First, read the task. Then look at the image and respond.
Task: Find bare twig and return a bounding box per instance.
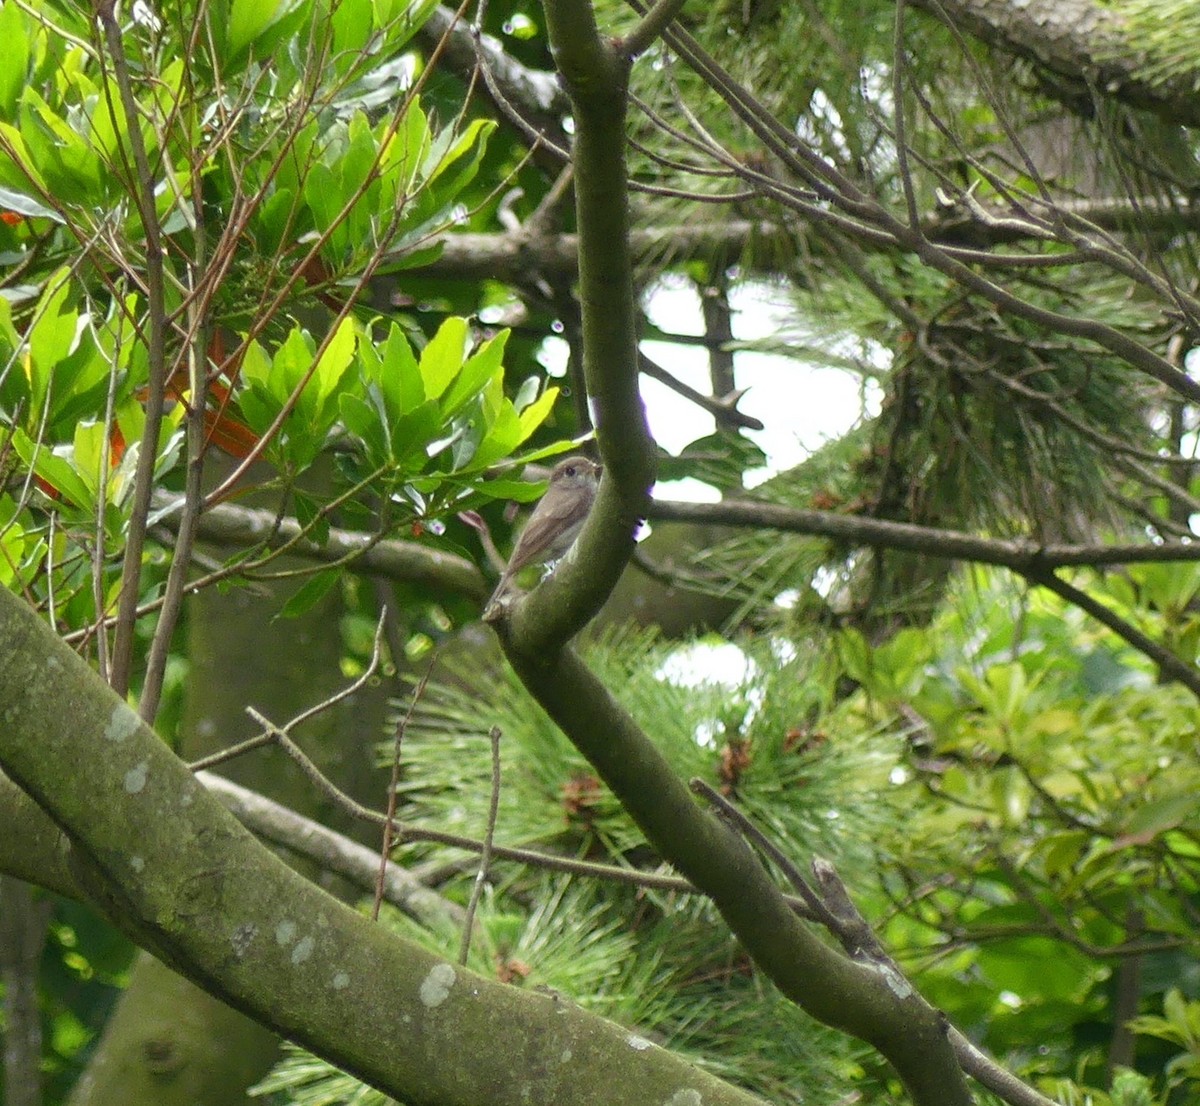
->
[95,0,172,696]
[1023,568,1200,698]
[459,726,502,964]
[139,176,210,724]
[190,616,388,774]
[693,786,1061,1106]
[639,351,764,431]
[690,778,840,930]
[158,495,489,599]
[374,652,438,922]
[195,716,725,899]
[197,771,465,927]
[809,861,1059,1106]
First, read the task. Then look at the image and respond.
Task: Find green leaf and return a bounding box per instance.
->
[0,184,61,223]
[47,342,115,437]
[376,0,439,45]
[331,0,374,58]
[515,385,559,445]
[11,429,94,512]
[419,317,469,401]
[27,268,77,417]
[378,323,423,419]
[24,90,104,199]
[439,330,508,417]
[472,478,547,503]
[72,421,108,496]
[504,439,586,467]
[662,429,768,491]
[238,384,276,437]
[293,491,330,547]
[0,495,43,591]
[256,188,299,254]
[379,241,444,271]
[471,402,522,469]
[390,399,441,462]
[1038,830,1089,877]
[275,326,317,408]
[0,3,27,116]
[397,100,432,186]
[0,121,45,196]
[240,339,272,388]
[303,162,341,235]
[227,0,297,61]
[314,317,357,413]
[277,569,340,619]
[339,392,389,464]
[1120,793,1200,841]
[835,630,872,685]
[424,118,495,199]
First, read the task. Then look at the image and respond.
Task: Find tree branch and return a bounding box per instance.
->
[419,4,570,155]
[196,772,464,929]
[157,497,488,600]
[1023,567,1200,698]
[648,497,1200,570]
[907,0,1200,128]
[505,645,975,1105]
[490,1,975,1098]
[0,587,767,1106]
[96,0,171,696]
[502,0,656,649]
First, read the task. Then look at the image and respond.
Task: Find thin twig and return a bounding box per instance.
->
[1025,568,1200,698]
[639,351,764,430]
[374,651,438,921]
[459,725,502,963]
[139,171,211,724]
[524,165,575,237]
[891,0,919,230]
[186,704,814,907]
[690,779,842,931]
[199,770,466,926]
[190,616,389,774]
[95,0,172,696]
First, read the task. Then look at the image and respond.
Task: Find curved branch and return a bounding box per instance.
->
[506,644,975,1105]
[154,496,1200,611]
[0,587,766,1106]
[651,496,1200,695]
[490,1,975,1101]
[504,0,656,649]
[419,4,570,148]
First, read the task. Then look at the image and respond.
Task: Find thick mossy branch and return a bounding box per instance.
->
[0,587,768,1106]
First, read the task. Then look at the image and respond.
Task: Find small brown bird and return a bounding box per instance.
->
[483,456,601,620]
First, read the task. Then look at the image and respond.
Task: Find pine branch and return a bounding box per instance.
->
[649,498,1200,571]
[907,0,1200,127]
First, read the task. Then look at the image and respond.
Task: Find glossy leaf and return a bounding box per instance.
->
[419,317,469,401]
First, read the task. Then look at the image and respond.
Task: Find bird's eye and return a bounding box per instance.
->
[565,465,576,477]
